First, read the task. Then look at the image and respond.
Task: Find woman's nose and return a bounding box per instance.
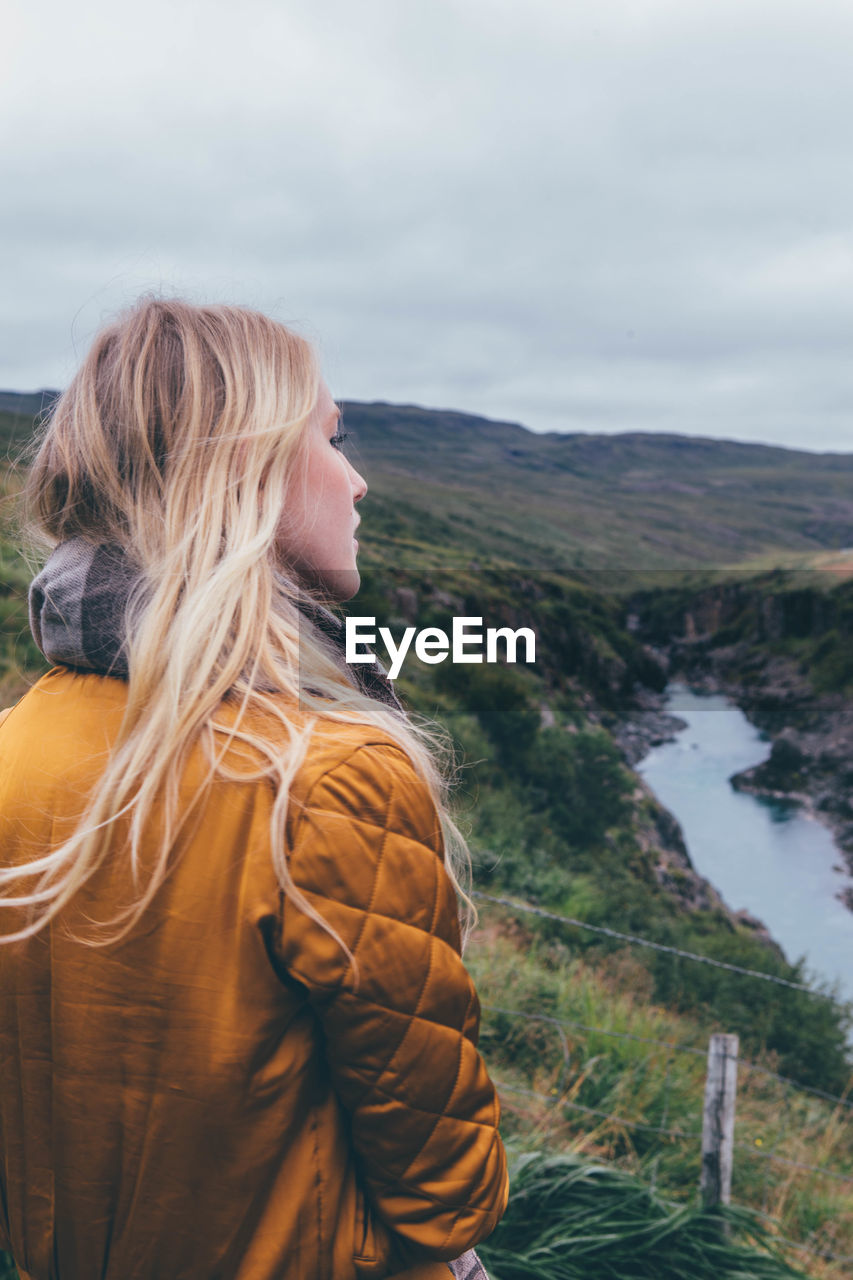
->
[350,462,368,502]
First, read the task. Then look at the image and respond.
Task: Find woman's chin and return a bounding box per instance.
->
[303,565,361,603]
[328,566,361,602]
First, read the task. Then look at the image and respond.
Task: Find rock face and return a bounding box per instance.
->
[729,729,810,804]
[611,682,687,766]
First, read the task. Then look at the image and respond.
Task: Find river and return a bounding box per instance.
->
[636,682,853,1009]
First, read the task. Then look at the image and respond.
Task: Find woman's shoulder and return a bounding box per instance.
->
[305,714,409,767]
[238,691,411,776]
[297,716,421,797]
[0,668,128,767]
[288,716,441,852]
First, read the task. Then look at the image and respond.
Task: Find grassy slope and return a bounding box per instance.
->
[8,392,853,573]
[466,916,851,1278]
[367,565,853,1272]
[342,401,853,574]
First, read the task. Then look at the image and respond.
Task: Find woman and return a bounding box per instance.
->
[0,298,507,1279]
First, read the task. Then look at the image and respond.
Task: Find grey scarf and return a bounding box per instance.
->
[28,538,403,711]
[448,1254,489,1279]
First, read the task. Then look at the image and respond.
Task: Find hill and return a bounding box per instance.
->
[6,389,853,574]
[337,400,853,574]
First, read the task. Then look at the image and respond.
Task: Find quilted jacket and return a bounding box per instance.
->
[0,668,508,1280]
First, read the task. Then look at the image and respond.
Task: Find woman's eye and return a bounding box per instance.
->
[330,430,350,451]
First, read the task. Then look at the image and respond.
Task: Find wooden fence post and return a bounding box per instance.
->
[700,1032,739,1211]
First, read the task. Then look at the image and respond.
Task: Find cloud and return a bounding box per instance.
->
[4,0,853,449]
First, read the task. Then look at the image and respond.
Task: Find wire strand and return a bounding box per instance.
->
[734,1142,853,1185]
[481,1000,853,1112]
[473,890,833,995]
[494,1078,700,1140]
[748,1208,853,1266]
[737,1057,853,1112]
[482,1002,707,1058]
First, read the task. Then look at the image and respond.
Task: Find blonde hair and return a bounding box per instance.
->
[5,295,473,958]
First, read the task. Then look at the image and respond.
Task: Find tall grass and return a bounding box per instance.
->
[479,1150,809,1279]
[467,914,853,1278]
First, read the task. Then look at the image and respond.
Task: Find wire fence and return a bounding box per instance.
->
[732,1143,853,1186]
[738,1056,853,1111]
[472,889,835,996]
[491,1032,853,1269]
[482,999,853,1111]
[485,1002,853,1184]
[750,1208,853,1268]
[473,891,853,1270]
[495,1077,701,1141]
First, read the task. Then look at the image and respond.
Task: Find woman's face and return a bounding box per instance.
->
[277,382,367,601]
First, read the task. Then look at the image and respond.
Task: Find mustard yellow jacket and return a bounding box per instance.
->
[0,669,507,1280]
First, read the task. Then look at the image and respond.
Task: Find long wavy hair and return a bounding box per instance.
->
[5,295,473,957]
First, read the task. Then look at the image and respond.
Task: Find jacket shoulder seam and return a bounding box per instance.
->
[289,739,424,846]
[297,737,413,805]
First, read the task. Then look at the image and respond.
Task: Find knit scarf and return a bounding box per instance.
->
[27,538,403,712]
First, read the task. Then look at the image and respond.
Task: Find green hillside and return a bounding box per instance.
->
[340,400,853,574]
[6,389,853,574]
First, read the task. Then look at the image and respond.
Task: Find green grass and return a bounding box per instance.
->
[467,921,853,1277]
[479,1150,810,1279]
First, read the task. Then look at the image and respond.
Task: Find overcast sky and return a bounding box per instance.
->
[5,0,853,450]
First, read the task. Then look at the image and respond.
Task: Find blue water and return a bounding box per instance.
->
[637,682,853,1008]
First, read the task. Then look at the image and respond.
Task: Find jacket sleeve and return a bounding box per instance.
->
[278,740,508,1261]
